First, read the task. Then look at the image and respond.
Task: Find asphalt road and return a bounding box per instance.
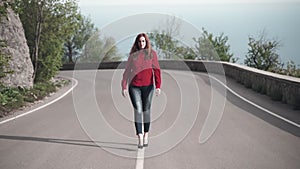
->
[0,69,299,169]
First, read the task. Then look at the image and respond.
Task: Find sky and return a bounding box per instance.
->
[79,0,300,5]
[77,0,300,65]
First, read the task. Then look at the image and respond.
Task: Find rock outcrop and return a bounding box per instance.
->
[0,7,34,88]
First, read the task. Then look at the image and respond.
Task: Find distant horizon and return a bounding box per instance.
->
[78,1,300,65]
[79,0,300,6]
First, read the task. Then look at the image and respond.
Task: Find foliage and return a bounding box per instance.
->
[0,0,13,17]
[178,46,197,60]
[0,1,8,16]
[0,87,24,115]
[244,32,282,71]
[24,82,56,101]
[193,28,236,62]
[149,24,236,62]
[63,15,97,63]
[78,30,121,62]
[0,4,13,83]
[16,0,82,82]
[0,79,70,117]
[149,30,183,59]
[285,61,300,78]
[0,40,13,80]
[149,32,195,60]
[192,35,218,60]
[148,17,188,60]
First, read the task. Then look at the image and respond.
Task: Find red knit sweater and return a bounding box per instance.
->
[122,50,161,90]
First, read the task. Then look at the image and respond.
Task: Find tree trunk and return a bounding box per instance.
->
[32,2,43,81]
[67,41,74,63]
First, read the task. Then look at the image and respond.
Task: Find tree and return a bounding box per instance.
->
[244,32,282,71]
[101,37,120,61]
[193,28,235,62]
[286,61,300,77]
[193,35,217,61]
[148,17,184,59]
[149,31,179,59]
[79,30,121,62]
[17,0,82,82]
[17,0,44,80]
[63,15,97,63]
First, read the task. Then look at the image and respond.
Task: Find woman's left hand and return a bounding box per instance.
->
[155,88,161,96]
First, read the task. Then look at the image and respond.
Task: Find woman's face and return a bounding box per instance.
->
[138,36,146,49]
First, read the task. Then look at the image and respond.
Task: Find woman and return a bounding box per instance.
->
[121,33,161,149]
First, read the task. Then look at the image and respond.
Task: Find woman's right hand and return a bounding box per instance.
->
[122,89,128,98]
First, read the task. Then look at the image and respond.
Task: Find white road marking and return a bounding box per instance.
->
[0,77,78,125]
[209,75,300,128]
[135,148,145,169]
[1,70,298,169]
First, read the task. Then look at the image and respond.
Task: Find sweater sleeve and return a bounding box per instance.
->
[121,55,132,90]
[152,51,161,89]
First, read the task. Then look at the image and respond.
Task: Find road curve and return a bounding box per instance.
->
[0,69,299,169]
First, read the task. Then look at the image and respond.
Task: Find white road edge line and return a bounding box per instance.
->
[0,77,78,125]
[135,148,145,169]
[209,75,300,128]
[175,70,299,128]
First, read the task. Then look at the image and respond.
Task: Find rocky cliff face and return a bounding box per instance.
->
[0,7,34,88]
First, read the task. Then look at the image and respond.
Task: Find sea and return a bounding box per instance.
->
[79,2,300,66]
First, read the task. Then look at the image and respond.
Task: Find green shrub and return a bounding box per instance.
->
[0,87,24,116]
[0,80,66,117]
[26,82,57,100]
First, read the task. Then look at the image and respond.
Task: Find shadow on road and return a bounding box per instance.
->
[0,135,137,151]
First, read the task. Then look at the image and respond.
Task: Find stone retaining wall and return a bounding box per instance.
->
[222,62,300,109]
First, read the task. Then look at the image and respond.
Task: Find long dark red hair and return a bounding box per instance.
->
[130,33,152,59]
